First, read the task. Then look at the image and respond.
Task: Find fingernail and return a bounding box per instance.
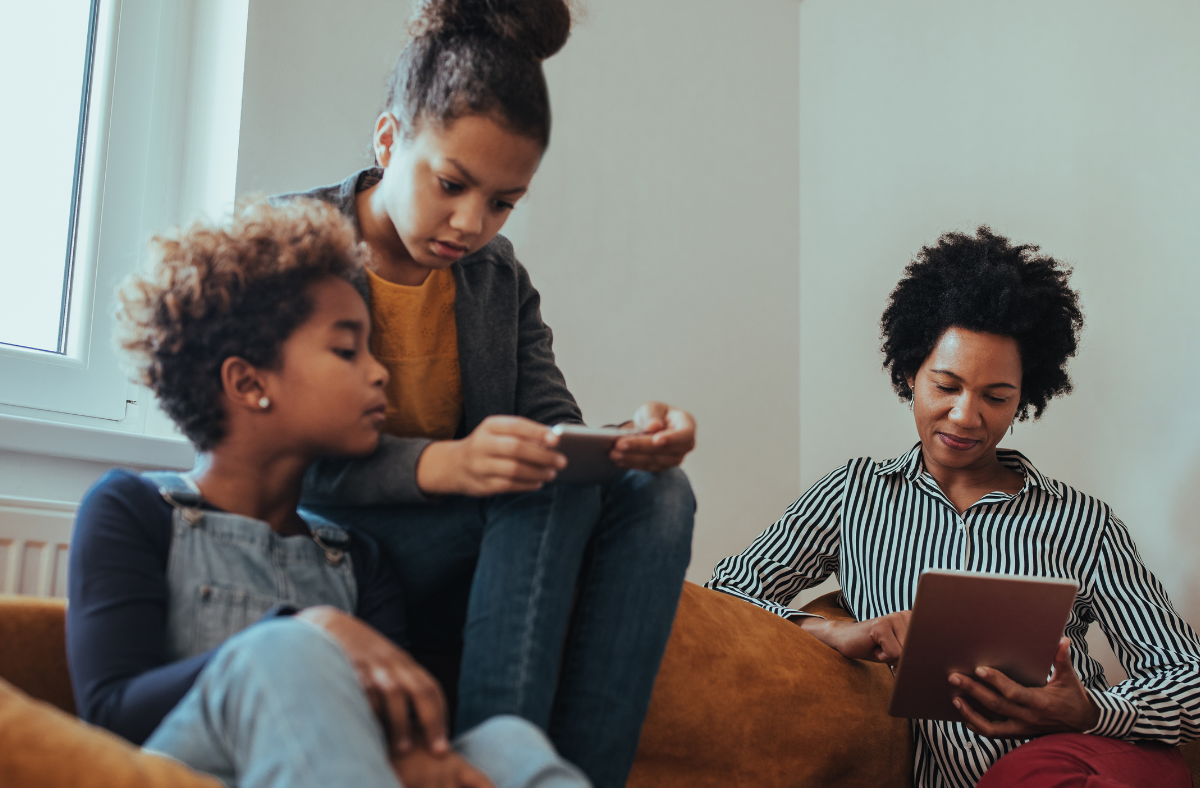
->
[949,675,961,686]
[546,470,557,480]
[953,698,962,709]
[556,456,567,468]
[975,667,988,677]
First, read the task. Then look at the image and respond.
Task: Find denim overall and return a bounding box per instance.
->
[145,472,358,660]
[142,472,592,788]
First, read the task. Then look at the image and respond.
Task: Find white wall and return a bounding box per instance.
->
[798,0,1200,630]
[235,0,409,195]
[233,0,802,585]
[522,2,800,583]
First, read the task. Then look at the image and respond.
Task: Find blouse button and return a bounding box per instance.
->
[965,742,975,749]
[199,585,212,600]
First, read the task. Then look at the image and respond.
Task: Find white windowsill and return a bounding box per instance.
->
[0,412,195,470]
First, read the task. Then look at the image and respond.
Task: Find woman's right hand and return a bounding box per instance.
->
[296,606,449,755]
[799,610,912,666]
[416,416,566,497]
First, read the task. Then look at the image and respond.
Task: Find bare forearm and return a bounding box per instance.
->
[796,615,837,646]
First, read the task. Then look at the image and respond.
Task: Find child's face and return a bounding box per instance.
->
[256,276,390,457]
[376,113,542,269]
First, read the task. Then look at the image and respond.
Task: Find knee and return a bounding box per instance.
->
[620,467,696,541]
[457,716,589,787]
[209,617,343,682]
[464,714,552,749]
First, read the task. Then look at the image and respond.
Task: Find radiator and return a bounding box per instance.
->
[0,495,75,598]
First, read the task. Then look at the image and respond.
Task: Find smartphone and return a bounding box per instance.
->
[550,424,637,484]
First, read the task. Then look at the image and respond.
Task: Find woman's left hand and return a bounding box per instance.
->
[949,637,1101,738]
[611,401,696,471]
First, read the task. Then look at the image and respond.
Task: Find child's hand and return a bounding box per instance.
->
[610,402,696,471]
[296,606,449,755]
[393,748,494,788]
[417,416,566,497]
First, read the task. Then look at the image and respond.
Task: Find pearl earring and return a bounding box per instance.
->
[258,397,270,409]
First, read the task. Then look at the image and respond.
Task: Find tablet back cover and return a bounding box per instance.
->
[888,570,1078,721]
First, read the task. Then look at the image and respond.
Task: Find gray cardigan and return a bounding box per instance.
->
[281,169,583,505]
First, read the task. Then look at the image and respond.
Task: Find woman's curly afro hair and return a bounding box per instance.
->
[115,198,366,451]
[880,226,1084,421]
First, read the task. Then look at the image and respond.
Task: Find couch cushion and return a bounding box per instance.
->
[0,595,74,714]
[0,678,223,788]
[627,583,914,788]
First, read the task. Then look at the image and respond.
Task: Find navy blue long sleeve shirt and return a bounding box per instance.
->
[67,469,408,745]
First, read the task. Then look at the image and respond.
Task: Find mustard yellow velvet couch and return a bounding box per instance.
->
[2,585,1197,787]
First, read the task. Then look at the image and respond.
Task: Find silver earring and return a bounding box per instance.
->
[258,397,270,409]
[909,397,914,413]
[1009,420,1014,436]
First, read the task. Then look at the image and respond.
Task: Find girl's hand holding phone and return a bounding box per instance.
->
[296,606,450,756]
[417,415,565,497]
[610,401,696,472]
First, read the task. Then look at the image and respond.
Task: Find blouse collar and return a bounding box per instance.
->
[874,442,1063,500]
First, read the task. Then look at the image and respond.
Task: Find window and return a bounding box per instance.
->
[0,0,248,432]
[0,1,100,354]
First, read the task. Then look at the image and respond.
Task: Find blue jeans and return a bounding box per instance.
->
[144,618,590,788]
[307,468,695,788]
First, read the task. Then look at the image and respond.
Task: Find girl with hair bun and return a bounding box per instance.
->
[278,1,697,786]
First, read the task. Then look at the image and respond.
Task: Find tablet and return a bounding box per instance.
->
[887,569,1078,722]
[551,424,635,484]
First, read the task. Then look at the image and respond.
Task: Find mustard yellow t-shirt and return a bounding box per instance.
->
[366,266,463,440]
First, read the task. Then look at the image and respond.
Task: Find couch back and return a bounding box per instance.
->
[0,595,74,715]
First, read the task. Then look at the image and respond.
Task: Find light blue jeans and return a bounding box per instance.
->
[144,618,590,788]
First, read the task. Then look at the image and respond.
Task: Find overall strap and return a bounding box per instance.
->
[143,471,205,525]
[303,513,352,566]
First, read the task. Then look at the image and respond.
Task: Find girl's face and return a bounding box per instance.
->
[240,276,390,458]
[373,113,542,274]
[907,327,1023,471]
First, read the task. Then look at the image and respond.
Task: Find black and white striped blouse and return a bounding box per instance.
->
[706,444,1200,788]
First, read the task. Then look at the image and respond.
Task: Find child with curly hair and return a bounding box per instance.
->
[275,2,696,785]
[67,198,590,788]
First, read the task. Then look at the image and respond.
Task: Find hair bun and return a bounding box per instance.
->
[410,0,571,61]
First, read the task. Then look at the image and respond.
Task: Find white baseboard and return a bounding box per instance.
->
[0,495,76,597]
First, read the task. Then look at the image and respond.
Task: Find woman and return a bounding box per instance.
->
[275,2,695,786]
[68,198,589,788]
[707,227,1200,788]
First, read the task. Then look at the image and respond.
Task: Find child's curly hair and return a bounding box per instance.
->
[880,226,1084,421]
[116,198,366,450]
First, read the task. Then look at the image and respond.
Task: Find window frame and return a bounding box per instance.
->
[0,0,247,468]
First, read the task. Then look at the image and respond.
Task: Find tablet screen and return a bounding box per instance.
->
[888,570,1078,722]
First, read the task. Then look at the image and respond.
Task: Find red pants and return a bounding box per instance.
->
[976,733,1192,788]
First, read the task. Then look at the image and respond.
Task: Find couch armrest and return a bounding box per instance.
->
[0,595,75,714]
[628,582,913,788]
[0,679,222,788]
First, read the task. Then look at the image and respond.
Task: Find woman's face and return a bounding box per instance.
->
[908,327,1023,471]
[374,112,542,272]
[251,276,390,458]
